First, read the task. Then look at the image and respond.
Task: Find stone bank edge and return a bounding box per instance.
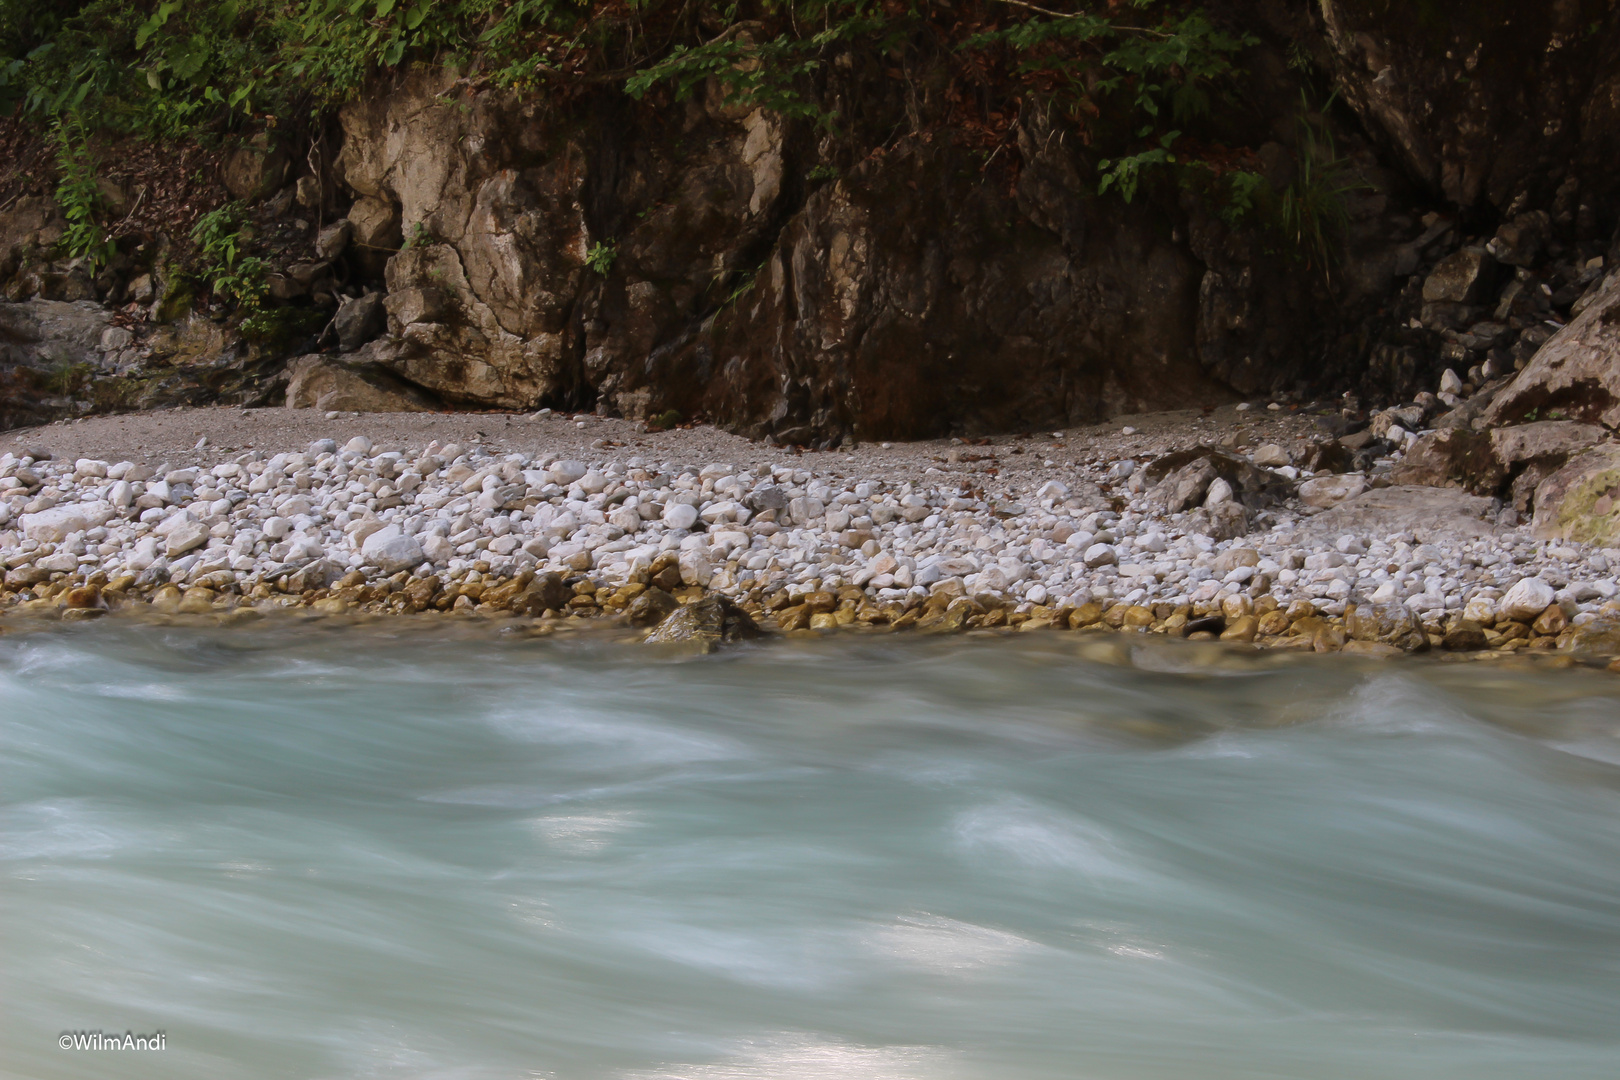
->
[2,436,1620,667]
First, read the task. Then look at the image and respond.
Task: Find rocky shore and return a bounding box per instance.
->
[3,403,1619,667]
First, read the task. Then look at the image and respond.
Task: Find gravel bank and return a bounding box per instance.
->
[2,405,1618,662]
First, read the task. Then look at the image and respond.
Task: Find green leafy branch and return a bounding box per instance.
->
[190,201,266,308]
[628,26,842,128]
[51,113,115,269]
[585,239,618,276]
[1097,129,1179,203]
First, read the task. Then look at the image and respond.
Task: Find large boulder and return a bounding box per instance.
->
[1390,428,1503,492]
[1142,447,1295,513]
[1494,420,1608,513]
[1299,473,1368,509]
[1346,601,1428,652]
[222,134,289,203]
[1485,272,1620,428]
[284,354,439,412]
[644,595,766,652]
[1500,577,1557,622]
[1491,420,1609,466]
[332,293,386,352]
[1529,441,1620,545]
[1395,421,1607,512]
[1295,486,1501,544]
[1421,248,1496,304]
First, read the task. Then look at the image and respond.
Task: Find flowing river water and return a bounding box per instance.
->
[3,623,1619,1079]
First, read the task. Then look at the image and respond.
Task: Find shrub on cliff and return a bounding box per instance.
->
[3,1,1255,191]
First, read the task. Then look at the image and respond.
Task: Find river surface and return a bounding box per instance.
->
[3,623,1619,1079]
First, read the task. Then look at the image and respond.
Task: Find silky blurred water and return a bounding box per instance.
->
[3,623,1619,1079]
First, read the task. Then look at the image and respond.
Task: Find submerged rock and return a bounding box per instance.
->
[626,587,680,627]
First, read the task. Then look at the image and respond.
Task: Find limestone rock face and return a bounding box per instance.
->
[1491,420,1609,467]
[0,299,114,427]
[0,196,62,279]
[325,71,1265,439]
[0,299,111,371]
[1486,272,1620,429]
[697,137,1235,441]
[1313,1,1620,210]
[9,0,1615,439]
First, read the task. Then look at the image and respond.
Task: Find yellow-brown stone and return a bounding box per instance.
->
[1532,604,1568,637]
[1069,601,1103,628]
[178,587,217,614]
[1257,609,1292,636]
[60,585,103,610]
[1220,615,1259,642]
[1122,605,1155,629]
[1312,624,1347,652]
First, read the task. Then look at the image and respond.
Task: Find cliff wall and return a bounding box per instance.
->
[3,0,1618,442]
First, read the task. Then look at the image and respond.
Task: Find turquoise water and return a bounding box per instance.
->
[3,625,1619,1079]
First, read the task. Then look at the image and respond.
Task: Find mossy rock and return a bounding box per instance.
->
[1532,443,1620,546]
